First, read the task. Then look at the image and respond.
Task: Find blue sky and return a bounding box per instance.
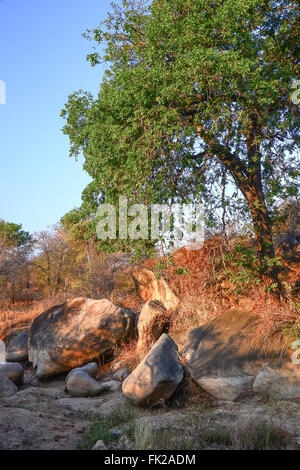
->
[0,0,118,234]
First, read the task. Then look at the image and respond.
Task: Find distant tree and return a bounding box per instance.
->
[62,0,300,281]
[0,220,32,247]
[31,229,76,298]
[0,220,32,305]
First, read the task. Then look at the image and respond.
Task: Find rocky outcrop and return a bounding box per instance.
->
[184,309,286,401]
[28,298,137,379]
[122,334,183,406]
[0,372,18,397]
[6,332,28,362]
[0,362,24,385]
[136,300,169,351]
[132,267,179,312]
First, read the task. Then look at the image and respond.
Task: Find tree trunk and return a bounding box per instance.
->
[245,185,275,261]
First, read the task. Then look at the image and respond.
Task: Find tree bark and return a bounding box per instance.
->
[243,183,275,261]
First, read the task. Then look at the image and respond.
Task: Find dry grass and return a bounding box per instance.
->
[134,416,294,450]
[111,339,141,372]
[140,235,300,347]
[0,295,77,341]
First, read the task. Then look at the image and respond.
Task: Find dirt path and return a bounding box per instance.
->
[1,373,300,450]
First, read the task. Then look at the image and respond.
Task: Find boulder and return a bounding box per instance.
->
[67,362,98,380]
[136,300,169,351]
[0,372,18,397]
[6,331,28,362]
[184,309,284,401]
[66,369,121,397]
[0,362,24,385]
[28,297,136,379]
[66,362,121,397]
[132,266,179,312]
[66,370,103,397]
[253,366,300,400]
[193,375,255,401]
[122,334,183,406]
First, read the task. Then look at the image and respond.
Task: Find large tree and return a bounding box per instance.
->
[62,0,299,274]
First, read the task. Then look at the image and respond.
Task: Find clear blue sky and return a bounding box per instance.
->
[0,0,118,234]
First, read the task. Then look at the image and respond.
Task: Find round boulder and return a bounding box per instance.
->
[0,362,24,385]
[6,331,28,362]
[28,298,136,379]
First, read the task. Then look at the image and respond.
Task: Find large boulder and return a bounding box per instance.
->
[6,332,28,362]
[122,334,183,406]
[28,297,137,379]
[136,300,169,351]
[0,362,24,385]
[0,372,18,397]
[132,267,179,312]
[184,309,286,401]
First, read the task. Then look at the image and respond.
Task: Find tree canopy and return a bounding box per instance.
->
[0,220,32,247]
[61,0,299,267]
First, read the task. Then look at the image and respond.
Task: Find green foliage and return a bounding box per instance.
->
[214,238,282,295]
[0,220,32,247]
[282,324,300,340]
[175,267,190,275]
[201,423,289,449]
[153,255,175,278]
[76,406,139,450]
[202,428,232,446]
[61,0,299,262]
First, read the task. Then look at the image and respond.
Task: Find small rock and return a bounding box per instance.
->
[110,428,122,438]
[112,368,129,382]
[92,440,107,450]
[67,362,98,379]
[65,370,103,397]
[0,362,24,385]
[0,371,18,397]
[101,381,122,393]
[6,332,28,362]
[65,365,121,397]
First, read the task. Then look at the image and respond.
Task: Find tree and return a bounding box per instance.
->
[0,220,32,247]
[0,220,33,305]
[61,0,299,278]
[32,229,76,297]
